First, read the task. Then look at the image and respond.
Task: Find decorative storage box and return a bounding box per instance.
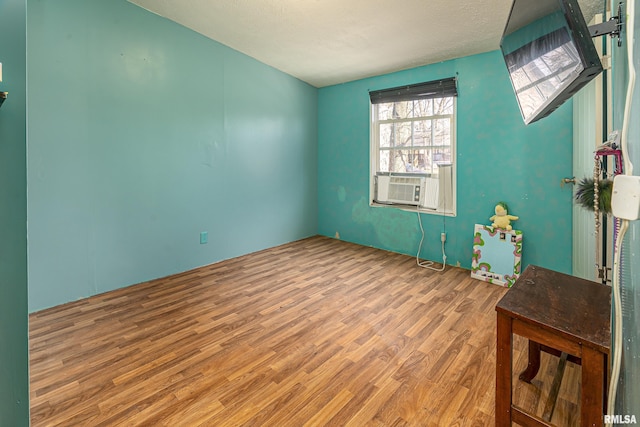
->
[471,224,523,287]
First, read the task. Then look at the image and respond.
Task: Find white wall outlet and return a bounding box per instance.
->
[612,175,640,221]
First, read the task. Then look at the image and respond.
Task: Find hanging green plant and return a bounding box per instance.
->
[574,177,613,214]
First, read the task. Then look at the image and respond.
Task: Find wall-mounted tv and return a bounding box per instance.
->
[501,0,603,125]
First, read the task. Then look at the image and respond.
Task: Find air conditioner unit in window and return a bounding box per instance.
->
[376,172,446,210]
[376,175,438,208]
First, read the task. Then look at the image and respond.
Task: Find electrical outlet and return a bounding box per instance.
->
[200,231,208,244]
[441,232,446,243]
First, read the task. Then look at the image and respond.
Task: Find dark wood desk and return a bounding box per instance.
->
[495,265,611,427]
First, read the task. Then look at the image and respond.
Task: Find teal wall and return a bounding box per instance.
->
[318,50,574,273]
[0,0,29,424]
[611,0,640,416]
[27,0,318,312]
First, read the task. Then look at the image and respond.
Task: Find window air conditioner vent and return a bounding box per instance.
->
[376,176,426,206]
[374,165,453,212]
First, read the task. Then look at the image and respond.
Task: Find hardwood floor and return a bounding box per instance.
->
[30,236,580,426]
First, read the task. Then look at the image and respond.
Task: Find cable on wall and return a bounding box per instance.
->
[415,183,448,272]
[416,211,446,271]
[607,0,636,424]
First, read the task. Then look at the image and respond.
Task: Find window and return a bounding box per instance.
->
[370,78,457,215]
[374,98,454,174]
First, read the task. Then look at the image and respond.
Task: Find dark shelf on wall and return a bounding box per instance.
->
[0,92,6,108]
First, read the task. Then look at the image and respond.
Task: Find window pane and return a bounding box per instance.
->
[392,101,414,119]
[414,99,434,117]
[414,99,433,117]
[433,147,452,167]
[377,103,395,121]
[433,119,451,146]
[377,101,416,120]
[413,120,432,147]
[434,97,454,115]
[379,123,393,148]
[389,149,431,173]
[380,123,414,148]
[407,149,430,173]
[379,150,391,173]
[390,150,408,173]
[394,122,412,148]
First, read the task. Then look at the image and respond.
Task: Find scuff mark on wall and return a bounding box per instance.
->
[200,139,215,167]
[200,138,227,168]
[351,197,418,252]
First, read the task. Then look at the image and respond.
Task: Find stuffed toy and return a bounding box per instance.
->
[490,202,518,230]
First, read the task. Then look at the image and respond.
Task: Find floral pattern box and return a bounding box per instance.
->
[471,224,523,287]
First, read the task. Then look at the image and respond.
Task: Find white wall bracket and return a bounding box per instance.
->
[612,175,640,220]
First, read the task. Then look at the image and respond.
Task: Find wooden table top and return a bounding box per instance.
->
[496,265,611,354]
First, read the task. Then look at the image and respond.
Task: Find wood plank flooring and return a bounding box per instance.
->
[30,236,580,426]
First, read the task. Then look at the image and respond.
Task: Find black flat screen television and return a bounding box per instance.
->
[500,0,603,124]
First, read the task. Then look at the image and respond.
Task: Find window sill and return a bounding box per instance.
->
[370,201,456,217]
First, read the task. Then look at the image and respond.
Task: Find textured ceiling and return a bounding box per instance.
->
[128,0,606,88]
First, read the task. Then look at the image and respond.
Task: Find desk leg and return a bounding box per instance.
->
[519,340,541,383]
[581,346,605,427]
[496,312,513,426]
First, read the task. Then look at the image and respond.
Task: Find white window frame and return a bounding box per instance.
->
[369,93,457,216]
